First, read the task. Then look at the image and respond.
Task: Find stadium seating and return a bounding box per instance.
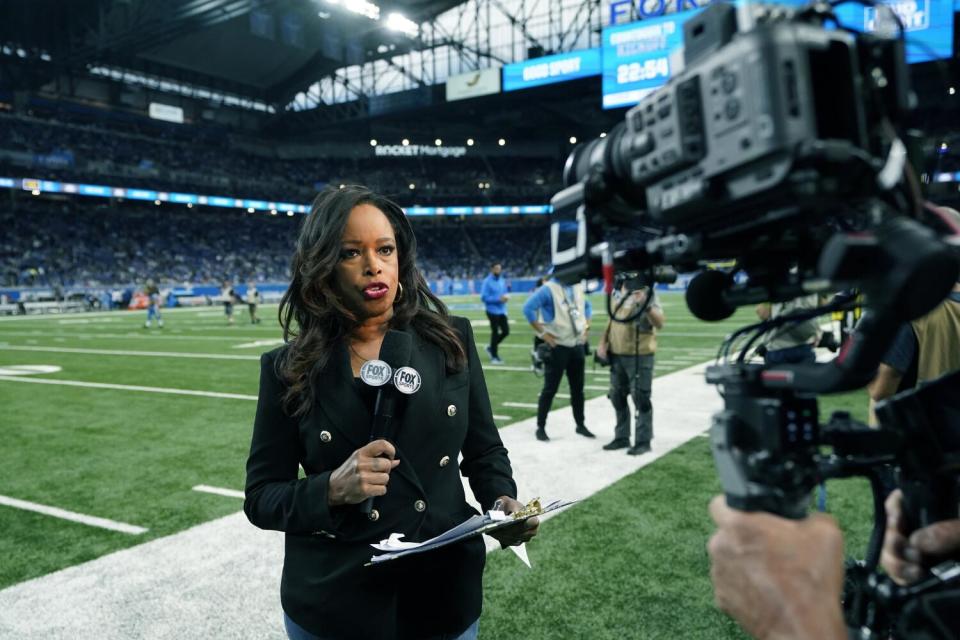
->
[0,110,563,206]
[0,199,550,288]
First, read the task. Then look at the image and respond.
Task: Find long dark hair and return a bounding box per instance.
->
[278,185,466,416]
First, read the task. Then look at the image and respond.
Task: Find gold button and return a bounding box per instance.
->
[319,430,332,443]
[414,499,426,512]
[447,405,457,417]
[439,455,450,468]
[368,509,380,522]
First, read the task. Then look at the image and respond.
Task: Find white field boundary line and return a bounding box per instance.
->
[0,345,260,361]
[0,331,273,342]
[0,306,266,323]
[0,376,258,401]
[0,494,148,535]
[192,485,245,499]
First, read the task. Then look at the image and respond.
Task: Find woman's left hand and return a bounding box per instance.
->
[487,495,539,548]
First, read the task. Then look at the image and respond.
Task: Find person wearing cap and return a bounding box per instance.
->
[244,186,539,640]
[522,272,595,442]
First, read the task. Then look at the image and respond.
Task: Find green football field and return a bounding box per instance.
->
[0,293,875,638]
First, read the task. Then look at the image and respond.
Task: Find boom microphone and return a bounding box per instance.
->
[359,329,413,515]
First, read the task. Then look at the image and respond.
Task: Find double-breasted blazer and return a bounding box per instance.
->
[244,316,517,640]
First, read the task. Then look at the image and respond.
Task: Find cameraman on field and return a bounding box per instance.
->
[596,276,665,455]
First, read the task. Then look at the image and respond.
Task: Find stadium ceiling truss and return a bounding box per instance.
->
[284,0,603,116]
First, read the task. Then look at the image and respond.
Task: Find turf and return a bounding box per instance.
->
[0,294,878,638]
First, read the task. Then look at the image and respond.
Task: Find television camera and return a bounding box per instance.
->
[549,2,960,636]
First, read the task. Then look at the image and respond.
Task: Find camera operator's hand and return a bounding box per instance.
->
[707,496,847,640]
[630,289,647,305]
[881,489,960,585]
[597,341,608,361]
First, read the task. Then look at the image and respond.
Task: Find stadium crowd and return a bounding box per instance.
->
[0,199,549,288]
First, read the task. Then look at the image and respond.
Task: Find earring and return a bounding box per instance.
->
[395,282,404,303]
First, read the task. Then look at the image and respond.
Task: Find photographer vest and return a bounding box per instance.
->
[607,292,659,356]
[911,295,960,383]
[543,281,586,347]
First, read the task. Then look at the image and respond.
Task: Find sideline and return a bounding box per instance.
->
[0,345,260,361]
[0,376,258,401]
[0,361,719,639]
[0,494,147,535]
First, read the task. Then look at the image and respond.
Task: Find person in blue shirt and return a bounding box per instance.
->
[522,277,595,441]
[479,262,510,364]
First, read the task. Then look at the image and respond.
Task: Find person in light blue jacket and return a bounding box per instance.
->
[522,278,595,442]
[479,263,510,364]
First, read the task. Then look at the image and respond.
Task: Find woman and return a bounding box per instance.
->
[244,185,538,640]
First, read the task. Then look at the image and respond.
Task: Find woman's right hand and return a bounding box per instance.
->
[327,440,400,506]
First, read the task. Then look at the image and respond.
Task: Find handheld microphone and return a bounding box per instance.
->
[360,329,413,515]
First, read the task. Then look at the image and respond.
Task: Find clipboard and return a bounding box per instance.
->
[366,498,575,565]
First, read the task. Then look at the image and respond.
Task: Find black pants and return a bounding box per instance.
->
[537,344,585,428]
[486,312,509,358]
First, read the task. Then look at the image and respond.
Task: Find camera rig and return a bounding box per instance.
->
[549,2,960,636]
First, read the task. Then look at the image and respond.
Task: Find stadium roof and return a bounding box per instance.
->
[0,0,468,105]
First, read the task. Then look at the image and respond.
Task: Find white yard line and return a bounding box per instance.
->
[0,376,258,401]
[502,401,538,408]
[0,331,272,342]
[192,485,245,499]
[0,345,260,361]
[0,494,147,535]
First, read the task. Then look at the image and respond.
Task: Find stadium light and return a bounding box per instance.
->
[434,138,442,146]
[599,132,607,138]
[385,12,418,36]
[409,183,416,189]
[402,138,410,146]
[569,136,577,144]
[498,138,506,146]
[344,0,380,20]
[287,211,295,217]
[31,189,39,196]
[370,139,377,146]
[950,87,956,95]
[154,199,161,205]
[187,203,193,209]
[247,207,255,213]
[271,209,277,215]
[466,138,474,146]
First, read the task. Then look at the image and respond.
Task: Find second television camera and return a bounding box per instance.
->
[549,2,960,637]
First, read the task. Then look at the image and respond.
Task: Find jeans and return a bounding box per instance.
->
[284,613,480,640]
[536,343,586,428]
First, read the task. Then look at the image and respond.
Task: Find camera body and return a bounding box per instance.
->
[550,2,909,285]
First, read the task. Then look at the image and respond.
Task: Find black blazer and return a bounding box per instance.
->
[244,316,517,640]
